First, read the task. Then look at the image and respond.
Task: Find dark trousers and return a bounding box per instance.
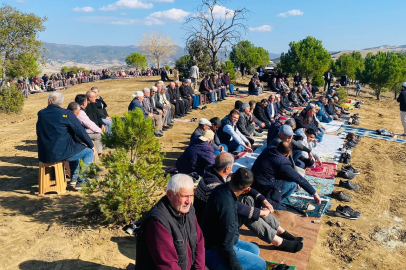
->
[172,101,184,116]
[324,80,331,91]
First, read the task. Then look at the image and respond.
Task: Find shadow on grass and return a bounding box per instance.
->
[111,236,136,260]
[19,259,120,270]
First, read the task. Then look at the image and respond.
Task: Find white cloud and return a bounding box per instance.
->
[78,16,141,25]
[249,25,272,32]
[16,0,28,3]
[209,5,234,19]
[100,0,153,11]
[72,6,95,13]
[150,0,174,2]
[120,12,127,16]
[277,9,304,18]
[145,8,190,25]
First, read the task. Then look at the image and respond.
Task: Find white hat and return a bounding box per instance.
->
[199,130,215,142]
[132,91,144,98]
[198,118,212,126]
[403,82,406,88]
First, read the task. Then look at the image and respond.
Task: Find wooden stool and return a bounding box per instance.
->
[199,94,207,105]
[38,162,67,196]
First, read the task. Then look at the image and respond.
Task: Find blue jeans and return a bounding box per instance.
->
[229,84,235,95]
[213,144,228,156]
[102,118,112,134]
[66,147,94,180]
[316,127,325,143]
[220,88,226,99]
[192,95,200,108]
[292,150,304,168]
[205,239,266,270]
[210,91,216,102]
[228,140,245,154]
[282,181,298,200]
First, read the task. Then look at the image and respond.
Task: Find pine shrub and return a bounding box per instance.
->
[0,85,25,114]
[81,109,168,224]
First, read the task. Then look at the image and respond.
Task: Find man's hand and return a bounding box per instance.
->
[260,208,270,217]
[308,152,314,160]
[245,146,253,153]
[261,123,265,128]
[262,200,274,213]
[148,113,153,118]
[163,109,167,114]
[101,125,106,132]
[157,109,163,115]
[313,193,321,205]
[316,158,323,166]
[246,141,252,148]
[105,117,112,121]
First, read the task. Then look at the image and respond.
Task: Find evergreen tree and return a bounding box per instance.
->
[82,109,168,223]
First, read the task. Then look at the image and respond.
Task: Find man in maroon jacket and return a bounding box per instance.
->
[135,174,205,270]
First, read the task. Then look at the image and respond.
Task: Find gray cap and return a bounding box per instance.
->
[279,125,294,136]
[240,103,250,110]
[285,119,296,128]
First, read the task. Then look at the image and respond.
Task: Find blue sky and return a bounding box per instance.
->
[7,0,406,54]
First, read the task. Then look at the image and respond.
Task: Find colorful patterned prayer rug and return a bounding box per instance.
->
[305,162,337,179]
[338,125,406,144]
[282,196,333,218]
[266,261,296,270]
[293,175,335,200]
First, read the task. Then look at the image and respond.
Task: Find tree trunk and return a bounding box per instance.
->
[377,87,381,100]
[211,51,217,72]
[394,90,398,100]
[0,68,6,92]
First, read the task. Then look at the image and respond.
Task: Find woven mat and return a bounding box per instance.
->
[266,261,296,269]
[239,211,321,270]
[282,196,333,218]
[293,176,335,200]
[338,125,406,144]
[305,162,337,179]
[227,95,247,98]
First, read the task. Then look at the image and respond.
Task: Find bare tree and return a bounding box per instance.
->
[137,31,177,69]
[184,0,249,71]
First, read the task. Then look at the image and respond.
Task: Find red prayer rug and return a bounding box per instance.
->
[305,162,337,179]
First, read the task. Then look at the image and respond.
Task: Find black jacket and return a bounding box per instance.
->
[150,94,164,113]
[36,104,93,163]
[85,102,105,128]
[248,80,257,93]
[254,102,270,124]
[179,85,190,99]
[201,183,242,270]
[397,89,406,112]
[95,97,108,117]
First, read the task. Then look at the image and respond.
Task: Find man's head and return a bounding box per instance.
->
[182,79,188,86]
[305,128,317,143]
[142,87,150,98]
[249,100,256,111]
[210,117,221,131]
[402,82,406,90]
[304,115,313,125]
[261,99,268,107]
[240,103,250,114]
[199,129,215,144]
[198,118,212,131]
[169,82,175,89]
[132,91,144,102]
[150,86,158,96]
[91,86,100,97]
[166,174,195,214]
[273,77,277,82]
[329,68,332,72]
[275,94,280,103]
[228,109,240,124]
[226,72,230,76]
[75,94,88,108]
[229,168,254,196]
[277,141,292,157]
[67,102,80,116]
[234,100,243,110]
[278,125,294,142]
[268,94,275,103]
[175,80,181,88]
[214,152,234,177]
[285,118,296,130]
[48,92,64,106]
[156,82,163,91]
[86,90,97,103]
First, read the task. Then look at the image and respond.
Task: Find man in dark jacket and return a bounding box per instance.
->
[176,130,215,177]
[253,99,272,129]
[168,82,187,117]
[202,168,266,270]
[248,78,262,96]
[251,142,321,209]
[323,69,333,92]
[397,82,406,135]
[142,88,166,132]
[237,103,256,144]
[135,174,205,270]
[265,95,279,122]
[199,75,216,103]
[280,91,293,112]
[179,79,193,111]
[85,90,105,130]
[196,154,305,255]
[210,117,228,155]
[267,117,286,146]
[90,87,112,133]
[36,92,94,190]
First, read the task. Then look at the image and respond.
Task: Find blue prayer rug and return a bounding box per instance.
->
[282,196,333,218]
[294,176,335,200]
[338,125,406,144]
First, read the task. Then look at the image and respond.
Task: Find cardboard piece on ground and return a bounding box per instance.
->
[239,211,321,270]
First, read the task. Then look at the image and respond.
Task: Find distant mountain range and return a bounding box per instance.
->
[40,42,406,74]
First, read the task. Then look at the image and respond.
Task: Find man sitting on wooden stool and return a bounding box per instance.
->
[36,92,95,191]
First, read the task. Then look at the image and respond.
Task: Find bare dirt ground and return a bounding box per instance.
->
[1,77,406,269]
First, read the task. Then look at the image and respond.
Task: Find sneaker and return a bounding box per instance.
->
[332,190,353,202]
[339,180,359,191]
[75,180,87,191]
[345,141,358,149]
[68,179,77,187]
[337,170,355,179]
[342,165,360,175]
[335,205,361,220]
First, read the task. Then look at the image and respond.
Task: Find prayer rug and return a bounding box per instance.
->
[305,162,337,179]
[227,94,247,98]
[239,211,321,270]
[321,120,345,133]
[266,261,296,270]
[282,196,333,218]
[319,153,339,164]
[338,125,406,144]
[232,144,267,172]
[312,134,346,158]
[173,118,196,123]
[293,175,335,200]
